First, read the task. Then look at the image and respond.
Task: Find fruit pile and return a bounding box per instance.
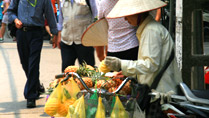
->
[45,62,133,117]
[47,62,131,96]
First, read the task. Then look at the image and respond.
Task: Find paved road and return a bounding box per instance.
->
[0,40,100,118]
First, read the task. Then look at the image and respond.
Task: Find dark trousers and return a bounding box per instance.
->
[60,42,95,72]
[16,29,43,99]
[107,46,139,60]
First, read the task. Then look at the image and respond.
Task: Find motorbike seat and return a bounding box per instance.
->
[192,89,209,100]
[179,82,209,105]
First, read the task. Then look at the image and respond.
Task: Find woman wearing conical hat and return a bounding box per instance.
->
[103,0,182,117]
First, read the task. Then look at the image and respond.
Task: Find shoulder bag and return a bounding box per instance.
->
[132,49,175,111]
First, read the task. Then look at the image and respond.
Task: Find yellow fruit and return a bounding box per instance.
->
[99,60,110,73]
[44,98,61,116]
[64,66,79,73]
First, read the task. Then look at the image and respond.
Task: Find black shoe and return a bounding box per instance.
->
[27,99,36,108]
[39,83,45,94]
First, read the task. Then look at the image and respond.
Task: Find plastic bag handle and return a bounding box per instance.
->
[61,72,94,94]
[113,77,137,94]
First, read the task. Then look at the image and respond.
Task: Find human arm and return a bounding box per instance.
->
[57,0,63,31]
[53,0,63,49]
[95,46,106,61]
[7,0,22,28]
[121,29,162,76]
[104,28,162,77]
[56,31,61,49]
[7,0,18,23]
[2,1,9,14]
[44,0,58,35]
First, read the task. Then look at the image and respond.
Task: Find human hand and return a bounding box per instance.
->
[52,35,57,48]
[14,18,22,29]
[113,71,125,78]
[57,35,61,49]
[54,31,61,49]
[104,56,121,71]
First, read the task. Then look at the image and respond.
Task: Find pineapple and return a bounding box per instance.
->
[120,80,131,95]
[86,65,95,70]
[108,87,117,93]
[76,62,95,77]
[112,78,123,87]
[108,80,131,95]
[64,66,79,73]
[75,77,93,90]
[96,79,116,89]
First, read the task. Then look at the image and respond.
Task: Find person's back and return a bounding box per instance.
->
[98,0,138,53]
[133,16,181,93]
[61,1,92,44]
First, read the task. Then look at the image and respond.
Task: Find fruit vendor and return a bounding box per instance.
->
[103,0,182,117]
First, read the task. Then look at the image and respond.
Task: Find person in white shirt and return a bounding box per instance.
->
[54,0,97,72]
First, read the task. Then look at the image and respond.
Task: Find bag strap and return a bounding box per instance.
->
[150,49,175,89]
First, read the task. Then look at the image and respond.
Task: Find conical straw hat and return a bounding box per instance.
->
[81,18,108,46]
[107,0,167,19]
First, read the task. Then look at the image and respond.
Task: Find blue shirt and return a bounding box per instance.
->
[7,0,58,35]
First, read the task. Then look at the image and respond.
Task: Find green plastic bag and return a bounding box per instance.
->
[86,90,98,118]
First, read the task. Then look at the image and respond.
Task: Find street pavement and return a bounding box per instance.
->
[0,38,100,118]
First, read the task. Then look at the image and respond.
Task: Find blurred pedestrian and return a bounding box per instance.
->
[7,0,58,108]
[105,0,182,117]
[0,0,10,43]
[54,0,97,72]
[0,0,3,25]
